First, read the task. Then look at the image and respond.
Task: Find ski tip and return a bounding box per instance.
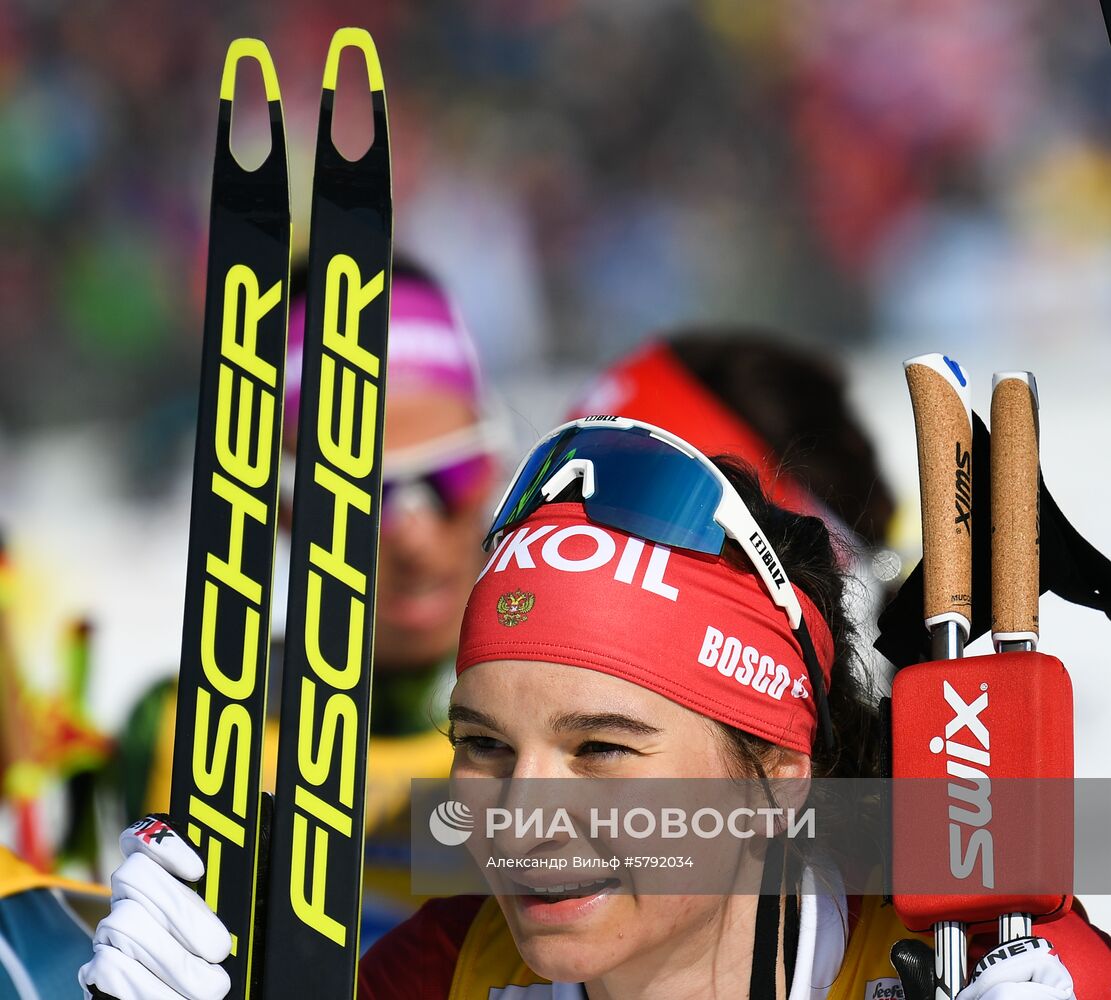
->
[323,27,385,94]
[221,38,281,104]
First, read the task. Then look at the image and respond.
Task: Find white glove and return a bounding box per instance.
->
[78,815,232,1000]
[957,937,1074,1000]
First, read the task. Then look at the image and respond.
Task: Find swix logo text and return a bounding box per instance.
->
[129,816,177,846]
[747,532,786,588]
[954,442,971,535]
[930,680,994,888]
[478,524,680,601]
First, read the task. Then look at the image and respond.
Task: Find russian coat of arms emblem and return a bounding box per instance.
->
[496,590,535,627]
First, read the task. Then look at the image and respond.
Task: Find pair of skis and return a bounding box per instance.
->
[168,29,391,1000]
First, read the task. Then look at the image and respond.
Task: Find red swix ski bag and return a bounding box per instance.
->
[891,651,1073,931]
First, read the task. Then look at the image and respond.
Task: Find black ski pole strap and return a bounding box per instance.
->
[877,695,893,906]
[782,879,800,990]
[750,835,786,997]
[876,411,1111,667]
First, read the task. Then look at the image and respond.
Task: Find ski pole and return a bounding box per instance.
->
[904,353,973,998]
[989,371,1040,943]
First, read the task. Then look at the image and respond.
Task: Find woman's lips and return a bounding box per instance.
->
[506,877,621,927]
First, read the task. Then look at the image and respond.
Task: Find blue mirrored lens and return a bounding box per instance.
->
[483,427,579,548]
[484,425,725,554]
[581,430,724,553]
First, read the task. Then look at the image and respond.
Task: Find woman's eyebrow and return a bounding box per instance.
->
[547,711,662,737]
[447,704,502,731]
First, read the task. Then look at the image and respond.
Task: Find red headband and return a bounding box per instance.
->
[457,505,835,755]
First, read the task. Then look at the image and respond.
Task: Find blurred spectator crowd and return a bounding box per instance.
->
[3,0,1111,455]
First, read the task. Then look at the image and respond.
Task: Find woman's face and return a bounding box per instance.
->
[449,659,807,988]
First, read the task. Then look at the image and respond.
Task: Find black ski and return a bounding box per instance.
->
[260,28,392,999]
[169,39,291,1000]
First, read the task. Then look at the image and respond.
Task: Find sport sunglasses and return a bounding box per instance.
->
[381,421,502,521]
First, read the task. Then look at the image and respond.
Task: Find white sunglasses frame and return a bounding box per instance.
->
[486,415,806,630]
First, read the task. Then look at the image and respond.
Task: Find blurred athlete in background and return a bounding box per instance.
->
[115,253,505,944]
[569,331,897,610]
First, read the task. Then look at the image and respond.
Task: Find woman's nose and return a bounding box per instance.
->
[488,753,576,858]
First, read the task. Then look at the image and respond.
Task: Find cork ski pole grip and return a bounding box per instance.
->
[904,354,973,639]
[990,376,1040,946]
[904,353,975,1000]
[990,372,1040,649]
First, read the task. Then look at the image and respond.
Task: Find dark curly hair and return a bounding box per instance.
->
[670,331,894,551]
[710,456,883,782]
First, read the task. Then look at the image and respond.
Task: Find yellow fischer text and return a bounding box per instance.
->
[289,253,383,947]
[188,262,281,940]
